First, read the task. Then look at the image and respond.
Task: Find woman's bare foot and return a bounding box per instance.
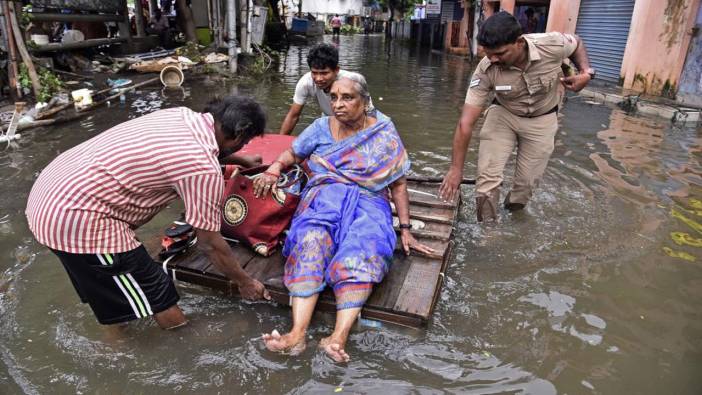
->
[319,334,350,362]
[262,329,306,355]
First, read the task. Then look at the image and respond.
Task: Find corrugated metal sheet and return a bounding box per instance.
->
[30,0,125,12]
[575,0,635,84]
[441,1,455,23]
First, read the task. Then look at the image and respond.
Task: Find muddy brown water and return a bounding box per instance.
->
[1,35,701,394]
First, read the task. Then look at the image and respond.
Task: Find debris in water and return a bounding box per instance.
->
[689,199,702,210]
[662,247,696,262]
[671,208,702,234]
[671,232,702,247]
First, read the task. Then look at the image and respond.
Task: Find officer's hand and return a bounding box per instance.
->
[238,277,271,300]
[439,167,462,202]
[560,73,591,92]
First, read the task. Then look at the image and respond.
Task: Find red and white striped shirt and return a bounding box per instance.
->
[26,107,223,254]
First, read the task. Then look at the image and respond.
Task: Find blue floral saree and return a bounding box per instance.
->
[283,111,410,309]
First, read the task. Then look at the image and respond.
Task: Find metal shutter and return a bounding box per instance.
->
[441,1,455,23]
[575,0,635,84]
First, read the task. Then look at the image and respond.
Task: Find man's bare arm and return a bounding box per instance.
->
[438,104,483,201]
[279,103,304,135]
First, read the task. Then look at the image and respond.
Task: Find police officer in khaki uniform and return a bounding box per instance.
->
[439,11,594,221]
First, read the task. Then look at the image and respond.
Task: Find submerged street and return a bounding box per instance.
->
[1,35,701,393]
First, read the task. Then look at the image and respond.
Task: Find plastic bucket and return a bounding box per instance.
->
[160,65,184,88]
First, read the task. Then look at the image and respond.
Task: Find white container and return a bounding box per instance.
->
[30,34,49,46]
[71,89,93,108]
[62,29,85,44]
[160,65,184,88]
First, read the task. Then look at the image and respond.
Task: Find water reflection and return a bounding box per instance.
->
[0,35,700,393]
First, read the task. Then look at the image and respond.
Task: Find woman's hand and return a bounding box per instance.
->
[253,168,279,198]
[400,229,436,256]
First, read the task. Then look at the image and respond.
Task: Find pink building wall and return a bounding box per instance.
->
[620,0,702,96]
[545,0,581,33]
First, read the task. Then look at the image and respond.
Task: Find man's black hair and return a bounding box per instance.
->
[204,95,266,141]
[477,11,523,49]
[306,43,339,70]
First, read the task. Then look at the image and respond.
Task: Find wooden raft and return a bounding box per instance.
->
[157,179,460,328]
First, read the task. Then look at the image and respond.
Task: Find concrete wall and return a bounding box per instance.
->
[545,0,581,33]
[620,0,702,96]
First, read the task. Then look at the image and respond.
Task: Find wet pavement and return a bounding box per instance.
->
[1,35,701,394]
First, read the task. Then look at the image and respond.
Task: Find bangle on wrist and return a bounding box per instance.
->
[399,223,412,229]
[263,171,280,178]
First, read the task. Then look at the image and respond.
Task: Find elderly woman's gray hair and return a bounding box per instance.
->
[336,72,375,112]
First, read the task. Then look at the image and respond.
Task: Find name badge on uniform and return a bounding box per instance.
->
[495,85,512,91]
[469,79,480,88]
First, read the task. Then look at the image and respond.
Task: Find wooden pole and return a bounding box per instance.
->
[134,0,146,37]
[1,1,20,97]
[8,2,41,99]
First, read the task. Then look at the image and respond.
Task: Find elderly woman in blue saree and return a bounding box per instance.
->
[254,74,434,362]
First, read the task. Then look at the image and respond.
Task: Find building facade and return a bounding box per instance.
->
[482,0,702,100]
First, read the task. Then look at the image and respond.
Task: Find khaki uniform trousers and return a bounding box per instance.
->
[475,105,558,219]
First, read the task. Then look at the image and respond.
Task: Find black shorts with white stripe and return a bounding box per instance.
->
[51,245,180,325]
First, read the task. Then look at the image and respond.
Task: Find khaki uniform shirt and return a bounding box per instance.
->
[465,33,578,117]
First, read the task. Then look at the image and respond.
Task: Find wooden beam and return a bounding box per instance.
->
[28,12,124,23]
[32,37,127,53]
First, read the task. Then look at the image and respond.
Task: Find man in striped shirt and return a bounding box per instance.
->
[26,96,271,329]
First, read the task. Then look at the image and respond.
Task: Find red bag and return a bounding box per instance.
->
[220,165,305,256]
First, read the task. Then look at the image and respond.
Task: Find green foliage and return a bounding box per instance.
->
[258,44,281,60]
[247,55,268,76]
[175,42,203,63]
[341,25,362,35]
[244,43,279,76]
[20,5,32,28]
[18,64,31,90]
[378,0,422,18]
[18,64,64,103]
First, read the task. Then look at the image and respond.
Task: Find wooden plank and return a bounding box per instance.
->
[408,198,457,210]
[396,219,452,234]
[187,262,426,326]
[264,285,425,328]
[365,251,413,311]
[406,204,455,221]
[393,256,443,317]
[395,209,454,225]
[156,179,463,328]
[427,240,454,318]
[245,251,285,285]
[393,239,448,260]
[195,242,258,278]
[394,228,449,241]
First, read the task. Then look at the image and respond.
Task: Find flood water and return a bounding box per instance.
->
[1,35,701,394]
